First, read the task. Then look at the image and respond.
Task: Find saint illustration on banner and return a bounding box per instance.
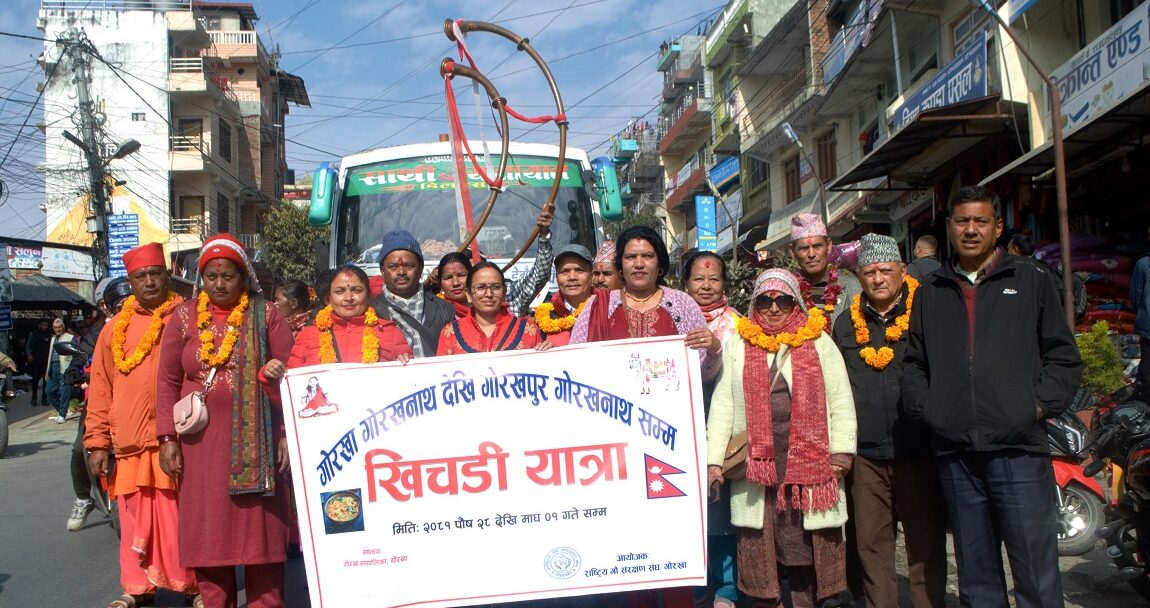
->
[299,376,338,419]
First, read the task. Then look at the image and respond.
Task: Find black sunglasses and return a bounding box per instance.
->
[755,294,797,310]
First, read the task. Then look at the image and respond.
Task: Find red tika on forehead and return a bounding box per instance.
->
[703,260,712,269]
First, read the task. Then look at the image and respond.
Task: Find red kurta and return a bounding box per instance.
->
[156,299,294,568]
[287,313,412,367]
[436,308,542,355]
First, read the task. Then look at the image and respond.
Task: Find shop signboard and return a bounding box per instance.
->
[107,214,140,278]
[1006,0,1038,24]
[708,156,740,191]
[281,337,707,608]
[6,245,41,270]
[1044,3,1150,135]
[695,196,717,252]
[892,31,987,132]
[42,247,96,281]
[0,304,11,331]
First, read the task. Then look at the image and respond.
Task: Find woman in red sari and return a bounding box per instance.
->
[156,233,294,608]
[436,262,552,355]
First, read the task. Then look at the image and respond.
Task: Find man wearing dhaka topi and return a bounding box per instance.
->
[85,242,200,608]
[790,213,861,327]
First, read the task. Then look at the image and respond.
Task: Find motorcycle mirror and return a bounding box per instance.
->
[1083,459,1106,477]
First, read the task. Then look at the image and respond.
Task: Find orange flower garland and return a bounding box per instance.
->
[198,291,249,366]
[736,307,827,352]
[111,293,178,374]
[534,299,588,334]
[850,275,919,370]
[315,306,381,364]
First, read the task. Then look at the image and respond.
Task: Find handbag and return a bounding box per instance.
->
[173,367,217,436]
[720,349,790,482]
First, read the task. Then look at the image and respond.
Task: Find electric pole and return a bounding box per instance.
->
[61,28,110,279]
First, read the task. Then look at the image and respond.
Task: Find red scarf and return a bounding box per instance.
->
[742,309,837,513]
[699,296,730,323]
[583,288,615,343]
[548,291,572,316]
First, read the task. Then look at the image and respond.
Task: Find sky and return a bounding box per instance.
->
[0,0,727,241]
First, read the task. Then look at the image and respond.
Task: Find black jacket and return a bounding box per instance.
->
[832,288,932,460]
[902,252,1083,455]
[370,288,454,356]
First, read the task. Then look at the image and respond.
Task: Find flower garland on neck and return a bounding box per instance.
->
[197,291,249,367]
[735,307,826,352]
[111,293,178,374]
[798,264,843,313]
[314,306,381,364]
[850,275,919,370]
[534,299,588,334]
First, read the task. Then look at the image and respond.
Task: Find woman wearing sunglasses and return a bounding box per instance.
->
[705,268,857,608]
[436,262,551,355]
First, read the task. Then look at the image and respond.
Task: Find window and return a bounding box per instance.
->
[201,15,221,30]
[861,122,880,155]
[216,193,230,234]
[816,131,837,183]
[217,120,232,163]
[784,155,801,203]
[748,156,769,190]
[1112,0,1142,24]
[175,118,203,152]
[131,112,145,122]
[952,8,990,55]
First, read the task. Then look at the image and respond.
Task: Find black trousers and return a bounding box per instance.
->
[937,450,1064,608]
[71,409,91,500]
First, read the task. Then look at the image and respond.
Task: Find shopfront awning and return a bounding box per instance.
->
[828,95,1014,191]
[10,274,90,310]
[980,80,1150,185]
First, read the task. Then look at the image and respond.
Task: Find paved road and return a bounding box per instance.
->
[0,390,1145,607]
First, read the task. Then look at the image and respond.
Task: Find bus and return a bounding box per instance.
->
[307,141,622,305]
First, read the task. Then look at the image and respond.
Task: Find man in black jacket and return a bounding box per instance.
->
[903,186,1082,608]
[832,234,946,608]
[370,229,454,357]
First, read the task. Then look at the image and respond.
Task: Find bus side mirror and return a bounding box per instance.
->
[308,162,337,226]
[581,169,599,201]
[592,156,623,222]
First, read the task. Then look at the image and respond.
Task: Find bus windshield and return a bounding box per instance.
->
[337,155,597,267]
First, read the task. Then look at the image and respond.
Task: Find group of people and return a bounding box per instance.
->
[74,185,1083,608]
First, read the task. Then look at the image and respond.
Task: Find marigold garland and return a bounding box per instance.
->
[111,293,178,374]
[198,291,249,366]
[315,306,381,364]
[534,299,588,334]
[850,275,919,370]
[799,264,844,315]
[736,307,827,352]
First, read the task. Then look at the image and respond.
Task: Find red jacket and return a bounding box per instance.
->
[288,313,411,367]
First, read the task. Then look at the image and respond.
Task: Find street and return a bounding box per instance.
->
[0,387,1144,608]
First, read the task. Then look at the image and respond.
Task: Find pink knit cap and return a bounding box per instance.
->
[790,213,828,242]
[594,240,616,265]
[750,268,806,313]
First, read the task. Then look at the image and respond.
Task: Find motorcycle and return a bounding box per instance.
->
[1084,391,1150,602]
[1049,407,1107,556]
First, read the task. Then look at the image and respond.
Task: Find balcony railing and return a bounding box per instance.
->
[42,0,189,10]
[170,57,203,73]
[237,233,262,250]
[207,30,254,45]
[171,135,206,153]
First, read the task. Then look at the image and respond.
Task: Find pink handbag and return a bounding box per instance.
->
[173,367,216,436]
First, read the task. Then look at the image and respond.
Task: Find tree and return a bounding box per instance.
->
[262,202,330,285]
[604,205,663,239]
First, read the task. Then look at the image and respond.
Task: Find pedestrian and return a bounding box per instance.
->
[535,244,596,347]
[436,262,551,355]
[288,265,411,371]
[831,234,946,608]
[156,233,295,608]
[369,229,454,357]
[45,317,77,423]
[1134,225,1150,398]
[569,225,718,608]
[1008,234,1087,322]
[903,186,1083,608]
[681,251,741,608]
[590,240,623,291]
[273,280,312,338]
[906,235,941,281]
[790,213,861,326]
[706,268,857,608]
[85,243,199,608]
[26,318,52,405]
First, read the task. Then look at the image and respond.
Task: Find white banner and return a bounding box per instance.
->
[282,336,708,608]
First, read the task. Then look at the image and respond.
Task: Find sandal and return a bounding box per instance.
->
[185,593,204,608]
[106,594,154,608]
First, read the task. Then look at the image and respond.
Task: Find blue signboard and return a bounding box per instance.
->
[107,213,140,278]
[708,156,740,191]
[1006,0,1038,24]
[695,195,717,252]
[892,31,987,132]
[0,304,11,331]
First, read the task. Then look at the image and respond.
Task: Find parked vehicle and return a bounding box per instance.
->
[1084,392,1150,602]
[1049,408,1106,556]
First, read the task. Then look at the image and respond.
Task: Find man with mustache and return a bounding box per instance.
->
[789,213,861,327]
[903,186,1082,608]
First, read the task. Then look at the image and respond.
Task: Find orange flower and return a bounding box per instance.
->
[851,275,919,370]
[198,291,249,366]
[534,299,588,334]
[736,308,826,352]
[111,293,178,374]
[315,306,382,364]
